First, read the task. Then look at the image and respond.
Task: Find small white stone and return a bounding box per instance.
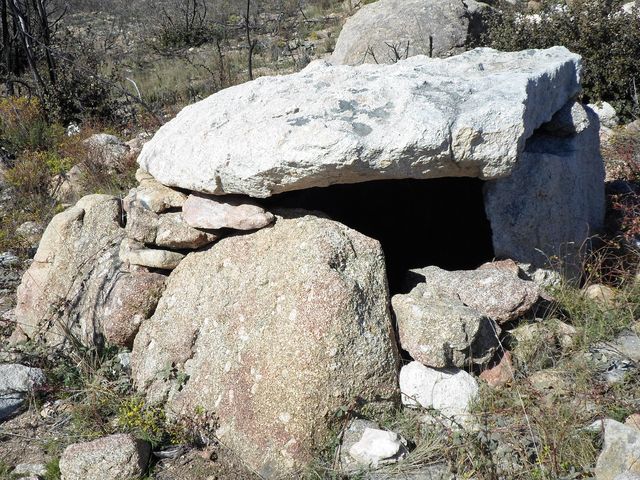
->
[348,427,407,468]
[400,361,478,427]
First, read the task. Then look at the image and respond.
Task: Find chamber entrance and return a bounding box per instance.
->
[264,178,495,294]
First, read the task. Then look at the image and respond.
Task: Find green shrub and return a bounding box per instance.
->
[0,97,63,153]
[482,0,640,121]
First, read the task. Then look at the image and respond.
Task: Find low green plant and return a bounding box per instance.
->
[43,458,61,480]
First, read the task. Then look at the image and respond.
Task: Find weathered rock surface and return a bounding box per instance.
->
[138,47,582,198]
[349,428,408,469]
[331,0,489,65]
[126,204,217,249]
[0,364,45,421]
[83,133,129,172]
[182,194,274,230]
[584,283,616,306]
[119,239,184,270]
[595,419,640,480]
[14,195,125,346]
[102,271,166,348]
[410,266,541,324]
[399,361,478,426]
[126,171,187,213]
[59,433,151,480]
[588,101,618,128]
[484,103,605,274]
[392,284,499,368]
[366,465,454,480]
[132,212,399,477]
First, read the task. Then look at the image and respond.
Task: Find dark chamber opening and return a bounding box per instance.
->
[264,178,495,294]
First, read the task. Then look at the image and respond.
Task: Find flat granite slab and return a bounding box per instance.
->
[138,47,582,198]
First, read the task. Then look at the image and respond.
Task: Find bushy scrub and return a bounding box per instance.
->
[482,0,640,121]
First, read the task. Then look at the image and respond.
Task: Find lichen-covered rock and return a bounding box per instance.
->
[102,271,166,348]
[392,285,499,368]
[138,47,581,198]
[14,195,125,347]
[410,266,541,324]
[132,211,399,477]
[331,0,489,65]
[59,434,150,480]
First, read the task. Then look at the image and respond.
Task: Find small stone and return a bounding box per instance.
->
[393,286,499,368]
[102,271,166,348]
[182,194,275,230]
[518,263,563,289]
[528,369,570,395]
[0,364,45,421]
[587,101,618,128]
[339,419,380,473]
[12,463,47,477]
[119,239,184,270]
[126,205,217,250]
[399,361,478,427]
[127,178,187,214]
[155,212,218,249]
[595,419,640,480]
[348,428,408,469]
[410,266,541,324]
[117,352,131,371]
[479,351,514,388]
[16,221,44,247]
[584,284,616,307]
[59,433,151,480]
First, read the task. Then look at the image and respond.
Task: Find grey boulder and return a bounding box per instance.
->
[59,433,150,480]
[14,195,125,347]
[410,266,541,324]
[484,103,605,275]
[132,211,399,477]
[393,284,499,368]
[0,364,45,421]
[331,0,490,65]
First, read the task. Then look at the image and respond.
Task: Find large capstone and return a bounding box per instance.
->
[132,211,400,477]
[138,47,582,198]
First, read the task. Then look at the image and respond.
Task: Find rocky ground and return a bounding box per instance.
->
[0,1,639,480]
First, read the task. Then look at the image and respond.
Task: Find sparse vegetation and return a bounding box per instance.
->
[1,1,640,479]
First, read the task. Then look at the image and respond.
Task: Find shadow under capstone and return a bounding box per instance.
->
[263,178,495,294]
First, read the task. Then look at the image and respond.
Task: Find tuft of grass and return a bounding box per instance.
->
[43,458,61,480]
